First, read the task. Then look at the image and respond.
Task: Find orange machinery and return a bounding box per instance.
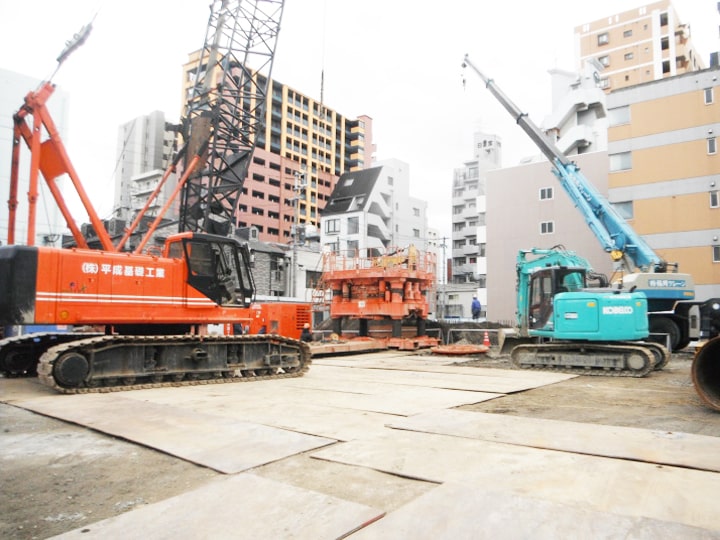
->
[0,19,310,392]
[320,246,437,340]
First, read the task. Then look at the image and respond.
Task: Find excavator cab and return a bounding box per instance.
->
[166,233,255,307]
[526,266,586,331]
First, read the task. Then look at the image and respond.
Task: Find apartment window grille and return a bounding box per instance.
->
[714,245,720,263]
[540,221,554,235]
[711,190,719,208]
[705,88,714,105]
[539,187,554,200]
[708,137,717,155]
[609,152,632,171]
[598,32,609,46]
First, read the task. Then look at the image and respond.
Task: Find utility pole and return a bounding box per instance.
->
[439,236,447,319]
[291,171,306,297]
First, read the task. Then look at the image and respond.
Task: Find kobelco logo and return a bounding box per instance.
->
[602,306,633,315]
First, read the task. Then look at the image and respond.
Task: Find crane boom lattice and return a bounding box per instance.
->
[180,0,285,235]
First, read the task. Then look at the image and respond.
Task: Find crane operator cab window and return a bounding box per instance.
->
[181,237,254,306]
[528,268,586,329]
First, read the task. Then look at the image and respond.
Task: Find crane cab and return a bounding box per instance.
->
[164,232,256,307]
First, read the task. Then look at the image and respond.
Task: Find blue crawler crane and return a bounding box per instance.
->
[459,55,719,374]
[462,55,718,353]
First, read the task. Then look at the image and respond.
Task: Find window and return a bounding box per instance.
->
[413,228,420,238]
[609,106,630,126]
[478,243,486,257]
[540,221,554,235]
[705,88,714,105]
[539,187,553,200]
[344,177,354,187]
[612,201,634,219]
[598,55,610,67]
[347,216,359,234]
[413,207,420,217]
[714,246,720,263]
[711,190,719,208]
[346,240,359,254]
[453,205,464,215]
[662,60,670,74]
[708,137,717,155]
[610,152,632,171]
[453,239,465,248]
[598,32,609,46]
[388,176,394,186]
[660,12,668,26]
[325,218,340,234]
[623,29,633,38]
[661,37,669,51]
[624,52,634,61]
[305,270,321,289]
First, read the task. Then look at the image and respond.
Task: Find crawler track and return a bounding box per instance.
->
[36,334,311,394]
[510,342,657,377]
[0,332,103,376]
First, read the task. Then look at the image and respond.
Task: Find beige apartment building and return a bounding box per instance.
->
[181,51,374,244]
[607,65,720,301]
[575,0,704,91]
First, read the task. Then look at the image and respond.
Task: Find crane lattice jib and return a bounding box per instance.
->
[180,0,285,235]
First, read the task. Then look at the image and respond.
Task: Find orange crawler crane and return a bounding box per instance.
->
[321,246,437,345]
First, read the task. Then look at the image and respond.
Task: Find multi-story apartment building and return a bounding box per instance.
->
[181,51,374,244]
[449,132,501,314]
[0,69,69,247]
[320,159,428,257]
[607,65,720,301]
[575,0,705,92]
[112,111,178,224]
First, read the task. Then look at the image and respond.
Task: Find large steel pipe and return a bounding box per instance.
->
[692,336,720,411]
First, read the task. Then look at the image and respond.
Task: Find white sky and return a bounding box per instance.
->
[0,0,717,240]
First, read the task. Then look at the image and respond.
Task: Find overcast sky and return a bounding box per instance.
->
[0,0,717,240]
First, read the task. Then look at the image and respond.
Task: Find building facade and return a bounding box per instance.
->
[0,69,69,247]
[575,0,705,92]
[112,111,178,223]
[181,52,374,244]
[606,65,720,301]
[449,132,501,315]
[320,159,428,257]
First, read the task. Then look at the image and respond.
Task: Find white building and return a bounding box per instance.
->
[320,159,428,256]
[0,69,69,247]
[113,111,177,222]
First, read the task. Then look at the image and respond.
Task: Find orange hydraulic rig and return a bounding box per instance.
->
[320,246,438,344]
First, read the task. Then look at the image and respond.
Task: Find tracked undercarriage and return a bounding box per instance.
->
[2,333,310,394]
[510,341,669,377]
[0,332,104,376]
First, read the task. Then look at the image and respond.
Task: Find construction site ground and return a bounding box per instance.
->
[2,345,720,539]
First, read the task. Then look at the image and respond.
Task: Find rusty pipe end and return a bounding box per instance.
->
[692,336,720,412]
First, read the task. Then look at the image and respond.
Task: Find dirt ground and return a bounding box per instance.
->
[2,349,719,539]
